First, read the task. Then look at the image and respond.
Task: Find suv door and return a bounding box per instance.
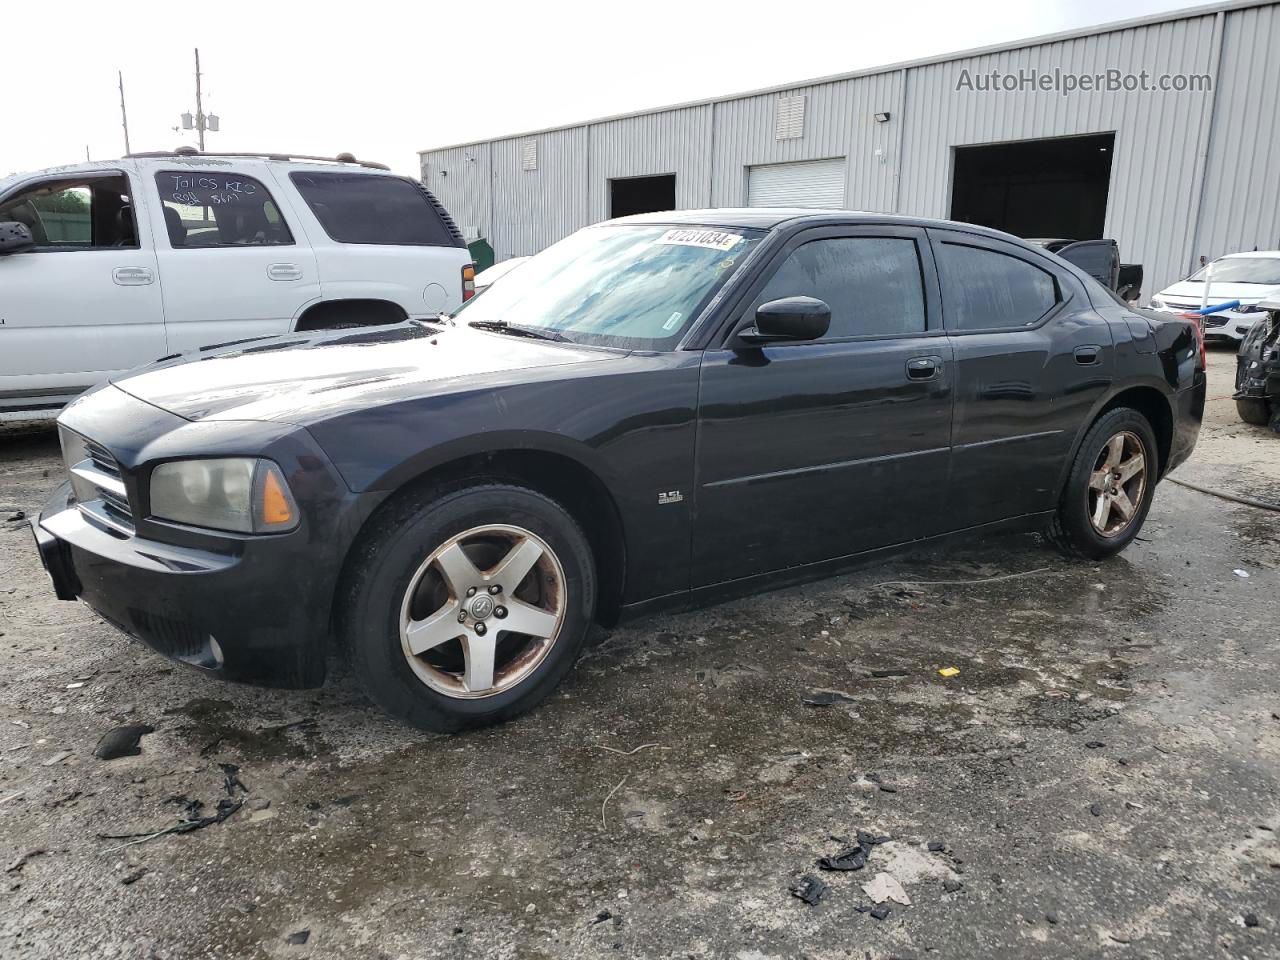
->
[0,170,166,410]
[692,225,954,586]
[930,228,1114,526]
[146,167,320,352]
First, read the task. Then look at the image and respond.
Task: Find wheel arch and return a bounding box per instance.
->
[1054,382,1175,501]
[333,443,629,631]
[294,298,409,331]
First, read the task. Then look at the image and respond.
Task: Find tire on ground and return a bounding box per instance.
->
[341,482,596,731]
[1235,396,1271,425]
[1047,406,1159,561]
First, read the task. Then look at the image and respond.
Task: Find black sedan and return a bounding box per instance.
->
[33,210,1206,730]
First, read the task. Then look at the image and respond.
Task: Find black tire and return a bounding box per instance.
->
[1047,407,1159,561]
[341,482,596,732]
[1236,396,1271,425]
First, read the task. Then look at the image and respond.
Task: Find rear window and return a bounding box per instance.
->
[155,171,293,248]
[289,172,457,246]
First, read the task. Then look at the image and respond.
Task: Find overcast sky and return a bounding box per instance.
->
[3,0,1205,178]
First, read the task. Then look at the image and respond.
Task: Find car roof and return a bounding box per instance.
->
[1,153,395,190]
[1219,250,1280,259]
[606,208,1031,243]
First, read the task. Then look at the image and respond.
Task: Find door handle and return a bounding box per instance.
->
[112,266,154,286]
[1074,345,1102,365]
[906,355,942,381]
[267,262,303,281]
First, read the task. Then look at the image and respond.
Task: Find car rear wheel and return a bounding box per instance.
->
[1047,408,1158,560]
[343,483,595,731]
[1236,396,1271,425]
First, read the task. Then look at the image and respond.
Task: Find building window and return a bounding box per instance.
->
[775,95,806,140]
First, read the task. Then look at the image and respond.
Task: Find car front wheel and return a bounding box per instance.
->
[342,483,596,731]
[1048,408,1158,560]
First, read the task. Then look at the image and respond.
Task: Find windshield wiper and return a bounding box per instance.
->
[467,319,573,343]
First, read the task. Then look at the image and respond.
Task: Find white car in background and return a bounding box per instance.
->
[1150,251,1280,343]
[0,150,474,422]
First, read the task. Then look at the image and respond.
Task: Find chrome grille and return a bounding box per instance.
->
[60,428,135,536]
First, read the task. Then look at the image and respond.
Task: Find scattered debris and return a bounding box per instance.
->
[1244,913,1259,928]
[943,878,963,893]
[1090,803,1103,817]
[1085,741,1106,749]
[220,763,249,795]
[0,792,25,806]
[601,775,628,830]
[594,742,659,756]
[802,690,856,707]
[869,669,910,679]
[878,784,899,794]
[7,511,26,522]
[99,797,245,850]
[862,872,912,906]
[816,848,867,872]
[927,841,945,852]
[285,930,310,945]
[5,849,46,874]
[1045,912,1058,925]
[869,904,892,920]
[789,874,828,906]
[41,750,72,767]
[121,868,149,885]
[94,724,155,760]
[938,667,960,677]
[1233,569,1250,578]
[591,910,613,925]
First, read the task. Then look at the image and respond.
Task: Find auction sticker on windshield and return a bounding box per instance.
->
[656,228,743,251]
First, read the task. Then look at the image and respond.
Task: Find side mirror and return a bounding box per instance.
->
[0,221,34,256]
[738,296,831,345]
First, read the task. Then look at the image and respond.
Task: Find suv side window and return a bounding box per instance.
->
[0,174,137,250]
[155,171,293,248]
[936,241,1059,331]
[753,236,927,339]
[289,172,457,246]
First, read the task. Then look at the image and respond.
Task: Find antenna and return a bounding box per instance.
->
[118,71,131,155]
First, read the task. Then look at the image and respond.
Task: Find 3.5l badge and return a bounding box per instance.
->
[657,490,683,505]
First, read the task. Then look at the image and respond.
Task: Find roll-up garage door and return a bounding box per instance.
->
[747,158,847,208]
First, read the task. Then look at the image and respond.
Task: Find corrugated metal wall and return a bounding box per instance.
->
[421,1,1279,295]
[1194,3,1280,267]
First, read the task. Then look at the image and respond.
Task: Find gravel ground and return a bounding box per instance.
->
[0,346,1277,960]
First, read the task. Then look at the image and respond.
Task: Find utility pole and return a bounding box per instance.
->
[194,48,205,150]
[118,70,132,155]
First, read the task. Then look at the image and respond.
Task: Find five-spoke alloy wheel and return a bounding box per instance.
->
[1049,406,1158,560]
[344,483,595,731]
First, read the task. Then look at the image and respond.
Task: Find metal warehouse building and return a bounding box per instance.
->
[420,0,1280,298]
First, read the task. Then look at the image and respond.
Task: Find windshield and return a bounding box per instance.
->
[1188,257,1280,285]
[454,224,764,349]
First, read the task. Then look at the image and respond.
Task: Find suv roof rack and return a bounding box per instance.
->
[125,147,391,171]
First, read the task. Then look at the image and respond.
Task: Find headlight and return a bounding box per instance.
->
[1236,303,1264,314]
[149,458,299,533]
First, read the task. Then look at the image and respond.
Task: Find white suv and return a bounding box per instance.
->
[0,150,474,422]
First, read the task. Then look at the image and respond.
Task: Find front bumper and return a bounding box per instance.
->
[33,481,335,687]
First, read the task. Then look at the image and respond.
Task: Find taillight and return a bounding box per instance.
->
[462,263,476,302]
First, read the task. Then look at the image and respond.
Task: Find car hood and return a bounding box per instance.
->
[110,322,621,424]
[1156,280,1280,305]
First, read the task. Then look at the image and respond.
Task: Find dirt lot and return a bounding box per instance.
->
[1,346,1277,960]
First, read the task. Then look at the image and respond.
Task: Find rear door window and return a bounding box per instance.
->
[935,241,1059,331]
[155,171,293,248]
[289,172,457,246]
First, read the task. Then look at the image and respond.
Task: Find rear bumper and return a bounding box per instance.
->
[34,481,334,688]
[1167,370,1206,475]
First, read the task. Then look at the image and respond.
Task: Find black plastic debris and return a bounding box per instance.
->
[803,690,856,707]
[1244,913,1259,928]
[927,841,945,852]
[94,724,155,761]
[870,904,891,920]
[220,763,249,796]
[817,848,867,872]
[869,669,909,679]
[7,511,26,522]
[99,797,244,845]
[857,830,892,850]
[878,784,899,794]
[1089,803,1103,817]
[285,930,310,945]
[1045,912,1059,925]
[789,874,828,906]
[121,868,148,885]
[1085,741,1106,749]
[943,878,963,893]
[591,910,613,925]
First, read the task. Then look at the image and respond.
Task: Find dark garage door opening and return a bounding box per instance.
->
[610,175,676,219]
[950,133,1115,240]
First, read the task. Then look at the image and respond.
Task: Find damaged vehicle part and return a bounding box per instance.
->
[1233,299,1280,430]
